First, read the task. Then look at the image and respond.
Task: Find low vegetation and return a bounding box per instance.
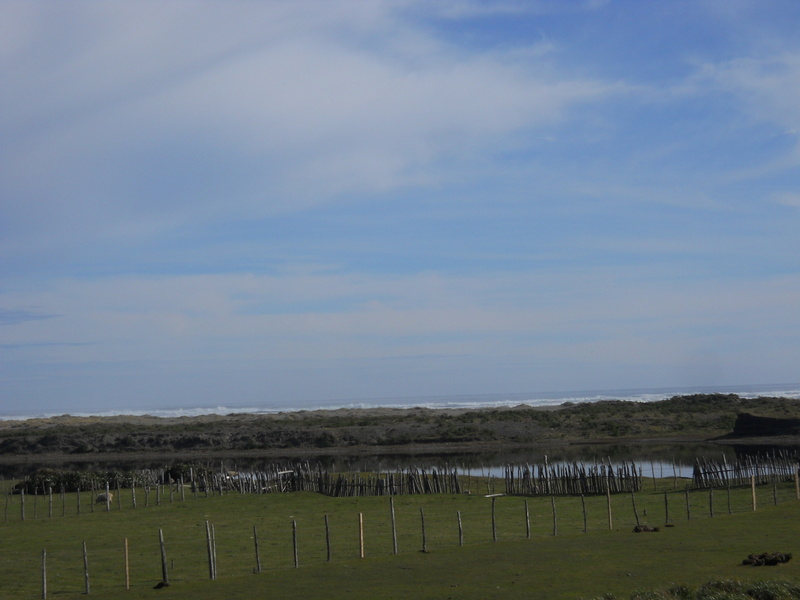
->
[2,394,799,457]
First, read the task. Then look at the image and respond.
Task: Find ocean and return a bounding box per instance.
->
[4,382,800,421]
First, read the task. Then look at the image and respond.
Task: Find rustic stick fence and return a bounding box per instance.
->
[691,451,799,489]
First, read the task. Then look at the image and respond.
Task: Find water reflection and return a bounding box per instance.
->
[3,441,797,481]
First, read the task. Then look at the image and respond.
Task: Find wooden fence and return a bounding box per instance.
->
[692,450,799,488]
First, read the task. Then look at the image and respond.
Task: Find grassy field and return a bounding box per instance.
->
[2,478,799,599]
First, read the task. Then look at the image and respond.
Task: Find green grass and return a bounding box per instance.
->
[1,480,799,599]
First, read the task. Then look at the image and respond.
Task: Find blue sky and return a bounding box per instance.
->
[2,0,800,415]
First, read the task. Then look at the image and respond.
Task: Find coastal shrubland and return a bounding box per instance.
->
[1,394,799,458]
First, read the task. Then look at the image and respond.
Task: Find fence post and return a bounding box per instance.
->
[457,510,464,547]
[359,512,365,558]
[82,541,90,595]
[205,521,215,579]
[491,497,497,542]
[21,489,25,521]
[551,496,557,536]
[524,500,530,539]
[253,526,262,574]
[606,486,613,529]
[124,538,130,590]
[631,491,640,526]
[420,508,428,553]
[292,519,299,568]
[709,488,714,518]
[751,476,757,511]
[42,549,47,600]
[158,528,169,587]
[581,494,588,533]
[325,514,332,562]
[685,489,691,520]
[389,498,398,555]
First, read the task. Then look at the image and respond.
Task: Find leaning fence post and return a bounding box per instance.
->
[205,521,215,579]
[457,510,464,546]
[325,514,332,562]
[524,500,530,539]
[631,491,640,526]
[606,485,613,529]
[159,528,169,586]
[253,526,262,573]
[551,496,558,536]
[581,494,588,533]
[685,489,691,520]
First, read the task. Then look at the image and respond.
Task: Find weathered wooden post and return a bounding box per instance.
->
[685,489,691,520]
[727,483,732,515]
[664,491,670,524]
[606,484,613,529]
[359,512,365,558]
[82,541,90,595]
[77,487,81,516]
[524,500,530,539]
[42,549,47,600]
[124,538,130,590]
[751,475,757,511]
[325,514,332,562]
[21,488,25,521]
[48,487,53,519]
[389,498,398,554]
[253,526,262,573]
[105,483,111,512]
[205,521,215,579]
[551,496,557,536]
[292,519,299,568]
[631,491,640,526]
[491,497,497,542]
[581,494,588,533]
[158,528,169,587]
[709,488,714,518]
[457,510,464,547]
[420,508,428,552]
[773,480,778,506]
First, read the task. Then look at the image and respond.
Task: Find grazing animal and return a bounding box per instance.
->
[96,492,113,504]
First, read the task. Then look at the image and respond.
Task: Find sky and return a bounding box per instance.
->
[2,0,800,415]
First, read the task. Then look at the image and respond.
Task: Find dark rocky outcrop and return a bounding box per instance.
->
[728,413,800,438]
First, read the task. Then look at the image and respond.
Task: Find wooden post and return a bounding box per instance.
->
[581,494,588,533]
[420,508,427,552]
[61,484,65,517]
[389,498,398,555]
[325,514,332,562]
[253,526,262,573]
[42,549,47,600]
[631,491,640,526]
[132,485,137,509]
[21,489,25,521]
[77,487,81,516]
[158,529,169,586]
[524,500,530,539]
[124,538,130,590]
[685,489,691,520]
[105,483,111,512]
[491,497,497,542]
[606,485,613,529]
[550,496,557,536]
[211,524,217,579]
[709,488,714,518]
[727,483,732,515]
[205,521,215,579]
[457,510,464,547]
[773,480,778,506]
[48,487,53,519]
[292,519,299,568]
[359,512,365,558]
[180,476,185,502]
[82,541,90,595]
[795,471,799,500]
[664,491,670,524]
[117,482,122,511]
[751,475,757,511]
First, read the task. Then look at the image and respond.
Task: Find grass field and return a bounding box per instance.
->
[2,479,799,599]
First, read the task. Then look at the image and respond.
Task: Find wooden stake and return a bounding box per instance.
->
[581,494,588,533]
[20,489,25,521]
[292,519,299,568]
[82,541,90,595]
[48,487,52,519]
[205,521,215,579]
[158,528,169,586]
[124,538,130,590]
[253,526,262,573]
[524,500,530,539]
[42,549,47,600]
[76,487,81,516]
[105,483,110,512]
[389,498,398,555]
[551,496,557,536]
[325,514,332,562]
[773,480,778,506]
[491,497,497,542]
[751,475,757,511]
[457,510,464,547]
[685,489,691,520]
[606,485,613,529]
[631,491,640,526]
[359,512,365,558]
[420,508,428,552]
[795,471,799,500]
